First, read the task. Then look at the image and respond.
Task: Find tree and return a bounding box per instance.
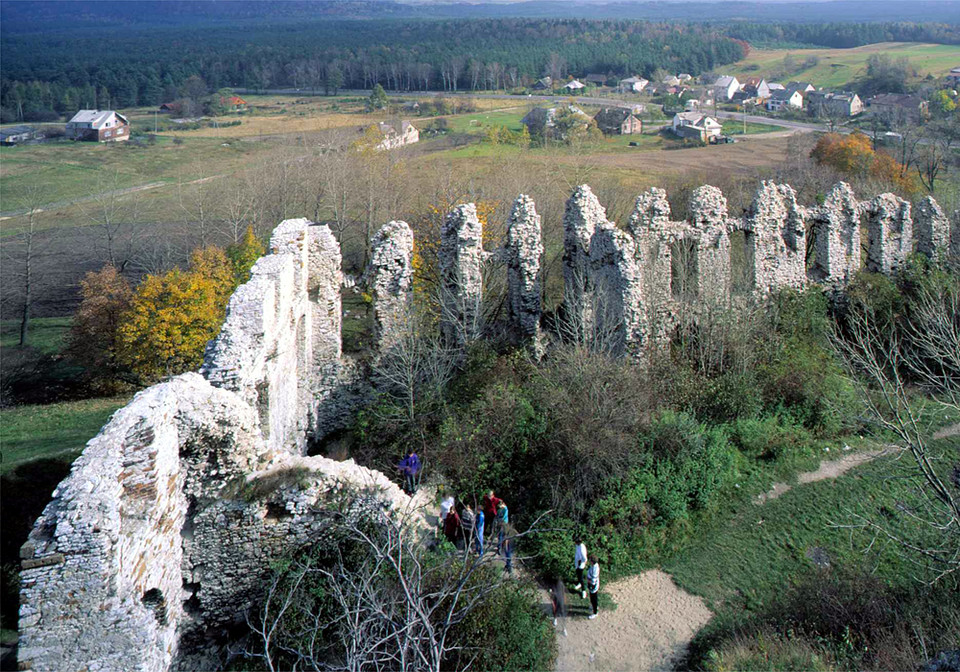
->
[116,246,235,382]
[246,499,552,672]
[368,83,389,111]
[810,132,916,195]
[832,272,960,583]
[66,265,133,390]
[226,225,265,284]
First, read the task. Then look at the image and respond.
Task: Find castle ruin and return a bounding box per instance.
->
[17,181,959,671]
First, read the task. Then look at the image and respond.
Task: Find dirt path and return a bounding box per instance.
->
[753,447,894,505]
[553,570,712,672]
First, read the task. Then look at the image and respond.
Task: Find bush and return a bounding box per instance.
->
[730,415,815,461]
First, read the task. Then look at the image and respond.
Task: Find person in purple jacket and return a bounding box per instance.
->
[397,449,421,494]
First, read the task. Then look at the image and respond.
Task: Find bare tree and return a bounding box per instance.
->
[81,168,145,268]
[831,277,960,582]
[246,501,542,672]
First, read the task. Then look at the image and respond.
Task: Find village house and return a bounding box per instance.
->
[0,125,39,146]
[672,111,723,141]
[767,83,786,91]
[159,102,182,114]
[220,95,248,112]
[742,77,771,100]
[678,73,693,82]
[593,107,643,135]
[376,120,418,150]
[563,79,586,92]
[867,93,929,124]
[65,110,130,142]
[521,105,589,137]
[618,76,649,93]
[532,77,553,90]
[713,75,741,101]
[807,91,863,118]
[766,88,804,112]
[786,81,817,94]
[584,74,609,87]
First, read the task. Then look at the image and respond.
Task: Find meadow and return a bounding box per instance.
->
[728,41,960,88]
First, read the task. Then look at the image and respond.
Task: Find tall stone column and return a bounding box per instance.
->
[914,196,950,263]
[689,185,731,303]
[589,222,646,359]
[367,220,414,352]
[813,182,861,287]
[628,188,674,345]
[440,204,484,347]
[745,181,807,294]
[866,193,912,275]
[505,195,544,354]
[563,185,608,340]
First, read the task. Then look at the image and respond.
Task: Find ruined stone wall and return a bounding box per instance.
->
[19,182,959,672]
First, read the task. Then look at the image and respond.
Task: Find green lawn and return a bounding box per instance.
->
[722,121,782,136]
[729,42,960,89]
[443,109,527,134]
[0,134,267,215]
[0,317,71,354]
[663,432,959,618]
[0,396,128,474]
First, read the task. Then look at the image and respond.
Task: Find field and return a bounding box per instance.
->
[729,42,960,88]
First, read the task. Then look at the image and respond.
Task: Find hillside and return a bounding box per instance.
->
[728,42,960,88]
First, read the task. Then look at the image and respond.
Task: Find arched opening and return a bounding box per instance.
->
[141,588,167,626]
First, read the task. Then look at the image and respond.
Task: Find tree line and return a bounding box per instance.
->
[2,18,748,120]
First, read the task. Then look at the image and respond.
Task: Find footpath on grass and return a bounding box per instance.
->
[550,441,915,672]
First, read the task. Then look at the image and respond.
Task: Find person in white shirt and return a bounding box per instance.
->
[438,494,455,537]
[586,555,600,619]
[573,538,588,599]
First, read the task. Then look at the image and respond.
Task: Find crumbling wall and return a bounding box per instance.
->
[866,193,913,275]
[20,182,960,672]
[506,195,544,353]
[440,204,485,346]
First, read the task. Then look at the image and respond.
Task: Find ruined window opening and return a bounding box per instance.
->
[670,240,699,300]
[141,588,168,625]
[729,230,755,294]
[256,381,270,440]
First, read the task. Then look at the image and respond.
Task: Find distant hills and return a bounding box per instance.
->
[3,0,960,34]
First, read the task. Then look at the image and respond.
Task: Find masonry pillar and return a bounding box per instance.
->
[689,185,731,303]
[589,222,646,359]
[744,181,807,294]
[813,182,861,287]
[563,185,608,340]
[914,196,950,263]
[440,204,484,347]
[505,195,544,354]
[367,220,414,352]
[866,193,912,275]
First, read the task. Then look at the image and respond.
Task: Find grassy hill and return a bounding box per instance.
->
[729,42,960,88]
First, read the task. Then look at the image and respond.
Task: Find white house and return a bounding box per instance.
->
[618,76,649,93]
[713,76,741,101]
[766,88,804,112]
[563,79,586,91]
[672,111,723,140]
[376,120,419,150]
[662,75,681,87]
[65,110,130,142]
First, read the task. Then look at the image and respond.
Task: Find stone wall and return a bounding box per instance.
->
[19,182,958,672]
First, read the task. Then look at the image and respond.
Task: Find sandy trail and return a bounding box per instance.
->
[553,570,712,672]
[753,447,894,505]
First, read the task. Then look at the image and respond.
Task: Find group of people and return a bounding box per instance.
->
[439,490,514,572]
[551,536,600,629]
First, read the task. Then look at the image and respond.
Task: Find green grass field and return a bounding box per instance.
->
[730,42,960,89]
[0,396,128,474]
[0,317,71,354]
[664,430,959,618]
[0,135,267,214]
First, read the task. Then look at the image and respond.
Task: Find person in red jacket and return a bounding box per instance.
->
[481,490,502,538]
[443,506,463,548]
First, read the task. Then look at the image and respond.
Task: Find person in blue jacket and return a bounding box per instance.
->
[475,508,485,556]
[397,449,420,494]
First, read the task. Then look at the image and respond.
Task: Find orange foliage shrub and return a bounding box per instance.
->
[810,132,917,195]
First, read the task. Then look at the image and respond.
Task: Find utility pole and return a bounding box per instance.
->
[154,110,158,134]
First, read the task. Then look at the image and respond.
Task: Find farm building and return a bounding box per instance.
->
[618,76,649,93]
[672,111,722,141]
[594,107,643,135]
[376,120,419,150]
[65,110,130,142]
[0,125,38,145]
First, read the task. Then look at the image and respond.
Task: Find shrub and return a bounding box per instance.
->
[730,415,815,461]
